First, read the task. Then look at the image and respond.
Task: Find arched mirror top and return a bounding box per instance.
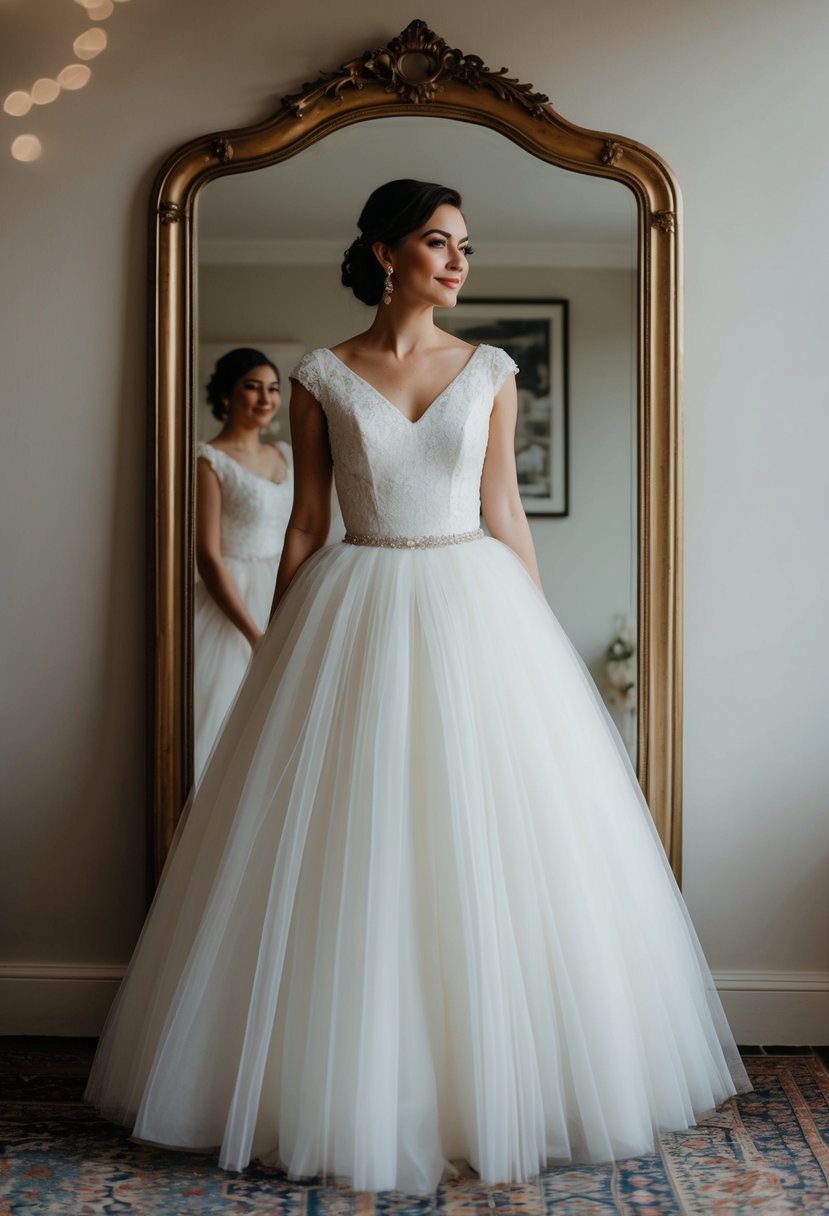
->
[149,18,682,887]
[153,19,679,222]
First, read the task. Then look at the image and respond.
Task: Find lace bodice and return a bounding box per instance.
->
[197,441,293,559]
[289,344,518,539]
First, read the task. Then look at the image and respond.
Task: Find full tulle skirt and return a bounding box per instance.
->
[86,537,749,1194]
[193,555,277,781]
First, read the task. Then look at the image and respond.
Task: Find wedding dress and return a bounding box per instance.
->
[193,440,292,780]
[86,344,749,1194]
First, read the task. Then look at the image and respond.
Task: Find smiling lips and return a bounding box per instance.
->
[437,278,461,288]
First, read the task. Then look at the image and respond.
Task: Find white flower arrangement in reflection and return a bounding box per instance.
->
[605,613,637,711]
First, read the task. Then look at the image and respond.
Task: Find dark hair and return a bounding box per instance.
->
[341,179,463,306]
[206,348,280,421]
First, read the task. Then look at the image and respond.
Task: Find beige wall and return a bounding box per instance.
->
[2,0,827,1040]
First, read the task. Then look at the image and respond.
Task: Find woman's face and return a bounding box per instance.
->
[226,364,281,429]
[382,204,471,308]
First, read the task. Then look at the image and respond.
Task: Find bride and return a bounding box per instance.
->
[86,178,749,1195]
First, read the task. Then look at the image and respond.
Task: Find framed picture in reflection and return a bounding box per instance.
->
[440,299,569,516]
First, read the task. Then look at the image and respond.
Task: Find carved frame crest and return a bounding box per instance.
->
[148,20,683,884]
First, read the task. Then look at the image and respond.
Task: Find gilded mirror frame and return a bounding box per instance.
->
[148,20,683,883]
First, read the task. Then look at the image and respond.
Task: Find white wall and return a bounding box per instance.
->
[2,0,827,1041]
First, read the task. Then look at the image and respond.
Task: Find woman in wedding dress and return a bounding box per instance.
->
[193,349,293,779]
[86,179,749,1195]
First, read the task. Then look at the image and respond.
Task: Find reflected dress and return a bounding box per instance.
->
[86,344,749,1194]
[193,440,293,780]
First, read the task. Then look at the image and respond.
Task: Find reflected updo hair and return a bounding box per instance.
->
[341,179,463,306]
[206,348,280,421]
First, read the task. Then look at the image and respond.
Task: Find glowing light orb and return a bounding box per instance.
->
[3,91,32,117]
[31,78,61,105]
[73,28,108,60]
[58,64,92,90]
[11,135,42,162]
[87,0,115,19]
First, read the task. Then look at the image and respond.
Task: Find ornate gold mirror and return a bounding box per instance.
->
[149,20,682,883]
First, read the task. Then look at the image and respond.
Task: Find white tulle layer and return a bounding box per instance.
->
[87,537,749,1194]
[193,556,275,781]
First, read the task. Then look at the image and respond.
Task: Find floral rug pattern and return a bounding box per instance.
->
[1,1044,828,1214]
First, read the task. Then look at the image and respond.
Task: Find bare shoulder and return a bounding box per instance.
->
[433,329,476,355]
[329,331,475,361]
[327,334,370,360]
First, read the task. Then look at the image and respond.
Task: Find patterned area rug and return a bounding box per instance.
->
[2,1042,828,1214]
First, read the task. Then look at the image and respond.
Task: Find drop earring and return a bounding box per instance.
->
[382,265,394,305]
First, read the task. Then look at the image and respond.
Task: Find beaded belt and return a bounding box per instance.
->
[343,528,483,550]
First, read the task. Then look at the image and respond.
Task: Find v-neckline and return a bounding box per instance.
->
[324,344,482,426]
[204,442,289,487]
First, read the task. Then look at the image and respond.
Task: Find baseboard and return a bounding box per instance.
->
[0,965,126,1036]
[1,964,827,1043]
[712,971,829,1045]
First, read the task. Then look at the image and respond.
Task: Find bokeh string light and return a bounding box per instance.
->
[57,65,92,90]
[3,92,33,118]
[31,78,61,105]
[5,0,131,161]
[73,28,108,59]
[87,1,115,21]
[12,134,43,162]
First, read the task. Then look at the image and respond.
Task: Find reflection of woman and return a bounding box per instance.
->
[193,348,293,780]
[88,181,748,1194]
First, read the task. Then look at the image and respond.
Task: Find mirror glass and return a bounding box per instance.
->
[195,117,638,779]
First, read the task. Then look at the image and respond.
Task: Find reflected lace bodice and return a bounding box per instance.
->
[197,441,293,559]
[290,344,518,539]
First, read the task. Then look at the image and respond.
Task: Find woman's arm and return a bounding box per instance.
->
[195,459,263,648]
[270,382,333,619]
[480,375,544,594]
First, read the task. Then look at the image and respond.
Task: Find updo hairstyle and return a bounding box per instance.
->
[341,179,463,306]
[206,348,280,421]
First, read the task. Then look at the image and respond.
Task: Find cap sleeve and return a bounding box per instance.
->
[196,441,223,480]
[491,346,520,393]
[290,350,323,402]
